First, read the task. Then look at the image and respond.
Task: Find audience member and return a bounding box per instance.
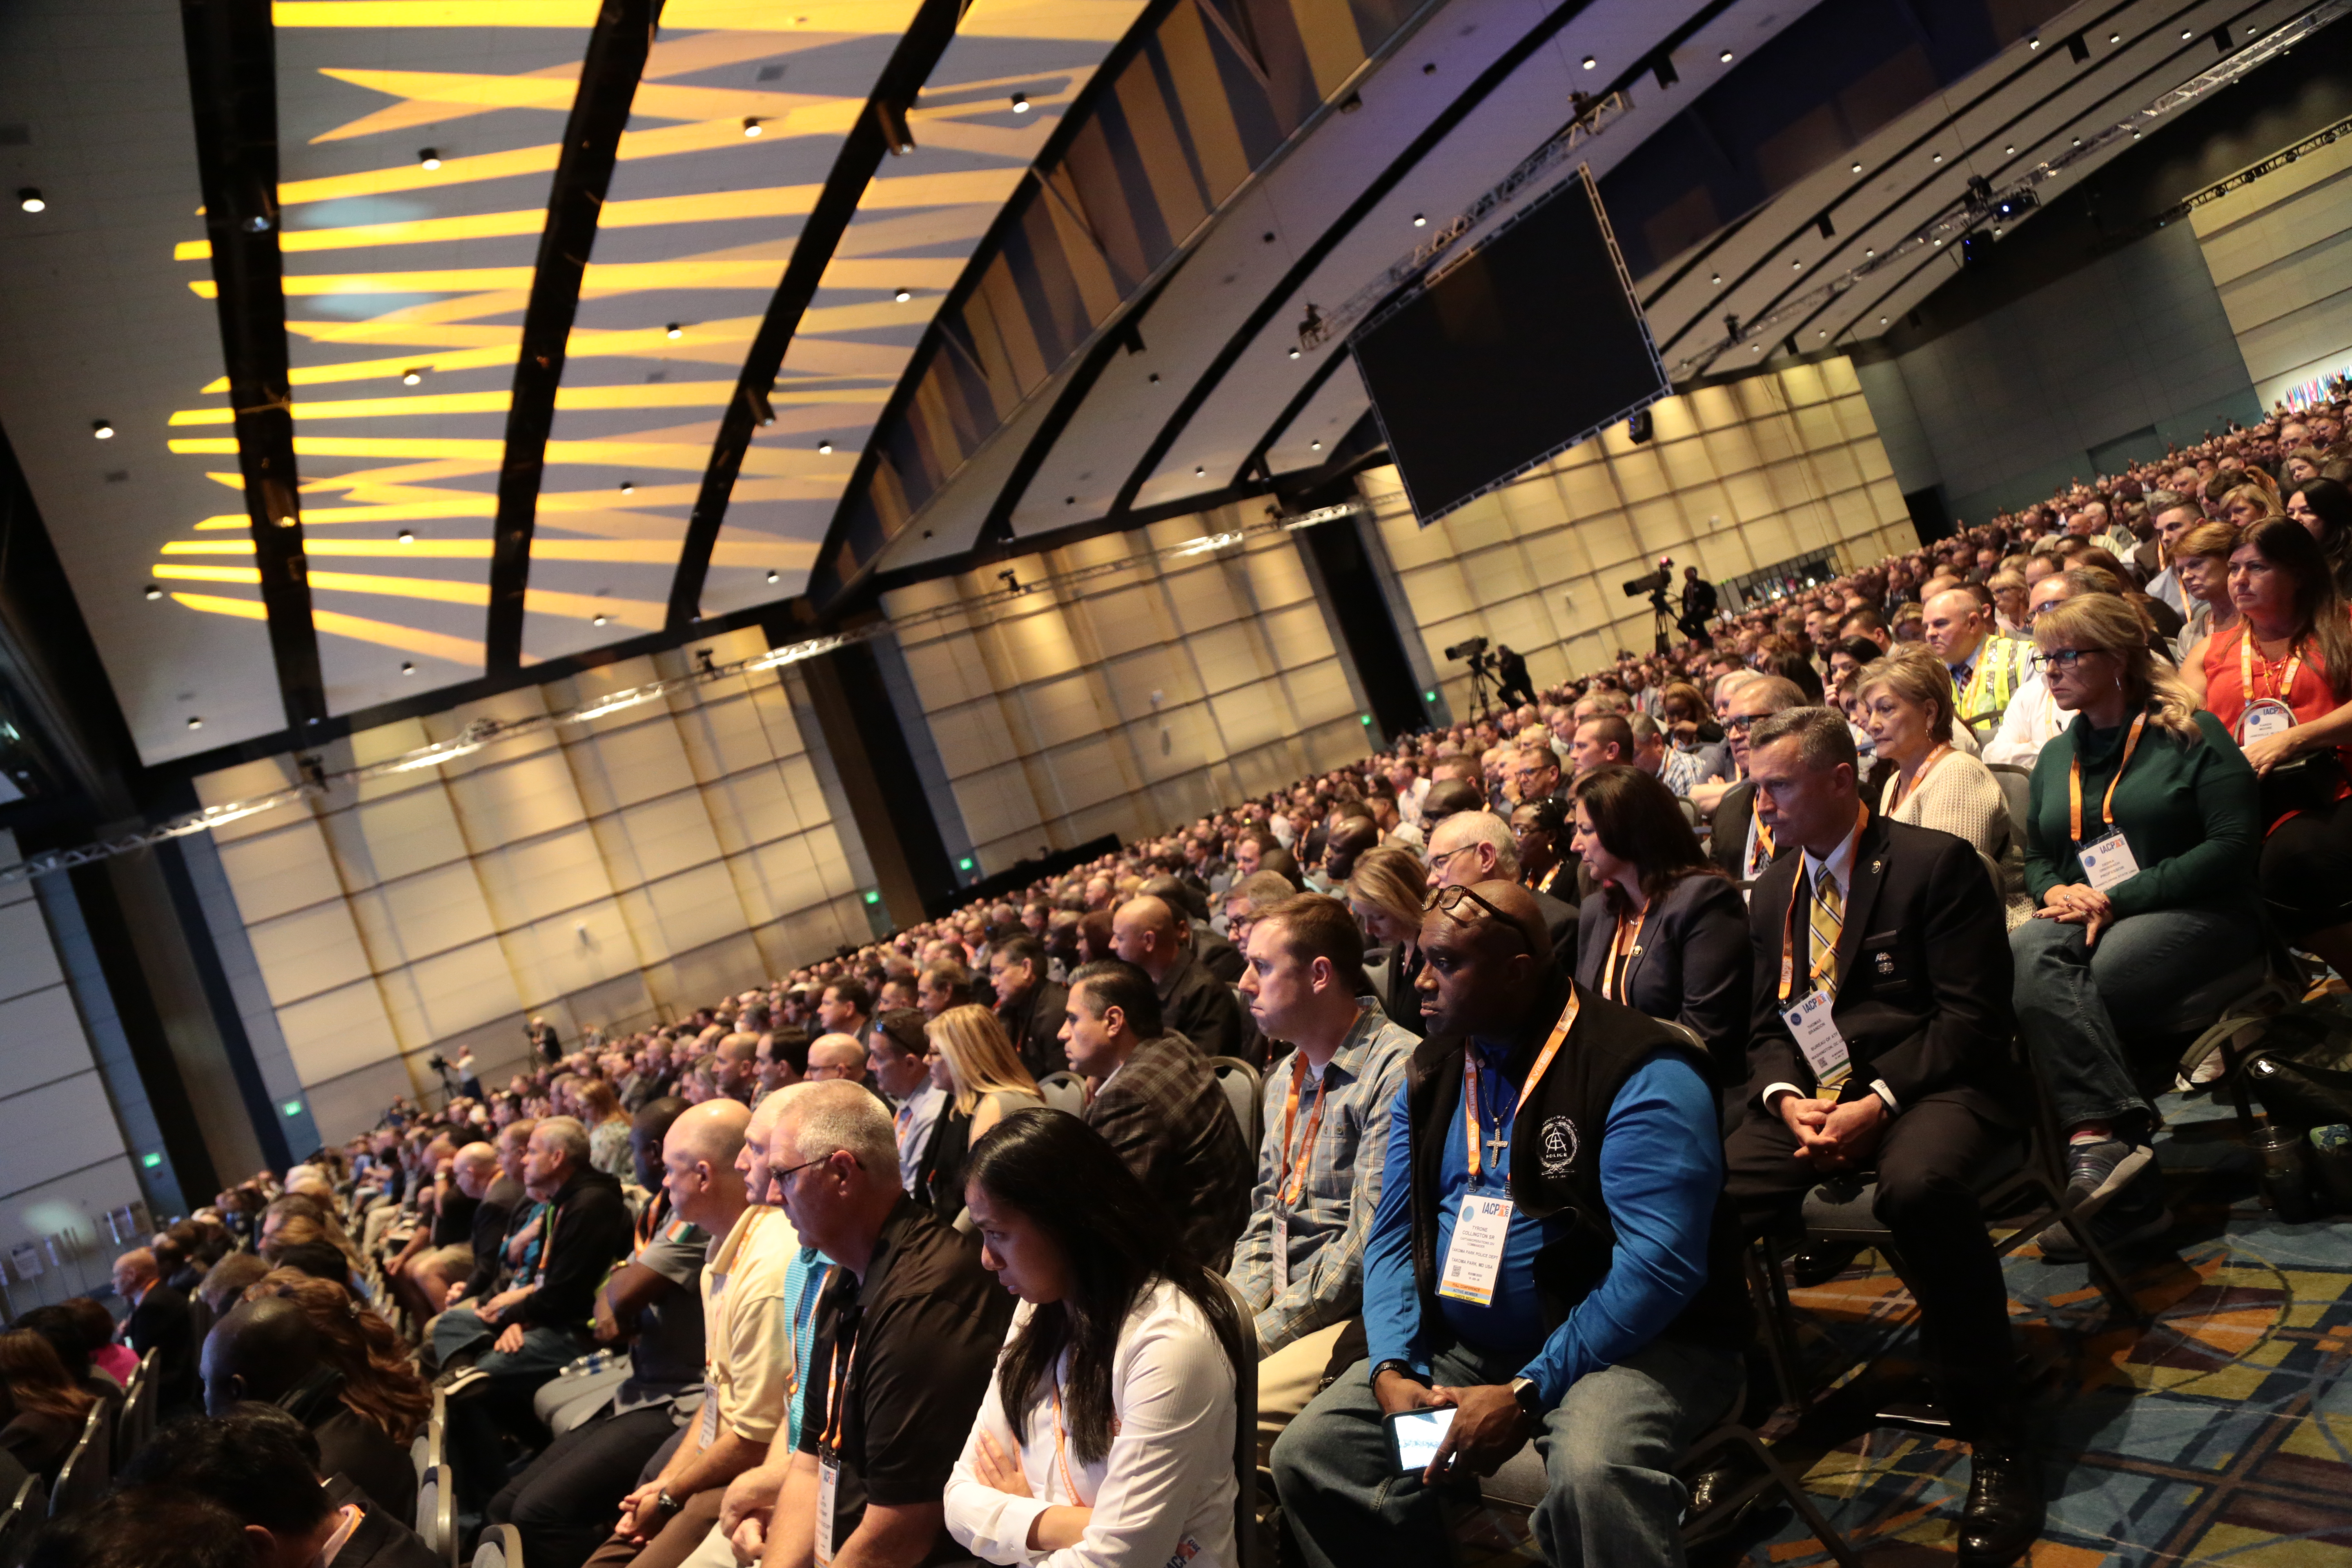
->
[1348,845,1429,1039]
[987,935,1068,1082]
[944,1109,1246,1563]
[866,1009,947,1196]
[804,1033,868,1082]
[1704,675,1808,881]
[918,1005,1046,1230]
[0,1329,95,1486]
[199,1295,418,1521]
[1109,895,1249,1060]
[1425,810,1575,964]
[1858,648,2031,923]
[111,1245,198,1414]
[22,1488,252,1568]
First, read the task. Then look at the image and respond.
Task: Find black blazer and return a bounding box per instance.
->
[122,1282,198,1410]
[1709,780,1758,881]
[1362,944,1427,1039]
[1743,811,2016,1125]
[1531,886,1579,970]
[1574,873,1753,1127]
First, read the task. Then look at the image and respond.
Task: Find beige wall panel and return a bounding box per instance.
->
[924,700,1024,777]
[674,690,786,784]
[1098,647,1205,723]
[1240,540,1315,609]
[1375,510,1459,569]
[1207,685,1294,753]
[1040,732,1138,815]
[276,977,405,1087]
[365,861,499,969]
[247,902,377,1009]
[1853,437,1896,485]
[648,933,769,1024]
[771,756,832,832]
[500,900,641,1007]
[1158,564,1247,636]
[1191,621,1283,696]
[217,819,350,923]
[1519,521,1595,588]
[725,833,823,927]
[1750,412,1802,465]
[604,792,727,891]
[1687,384,1742,430]
[326,785,471,891]
[994,607,1087,685]
[1648,394,1700,441]
[1742,514,1797,565]
[1793,401,1845,453]
[0,983,93,1101]
[621,861,752,967]
[1022,670,1116,751]
[1608,447,1670,504]
[1260,600,1338,667]
[1078,582,1179,661]
[698,766,802,858]
[1129,702,1218,785]
[445,750,589,857]
[951,762,1047,849]
[1575,508,1638,570]
[898,636,996,711]
[1556,461,1621,519]
[1395,557,1474,621]
[566,719,702,817]
[1656,437,1715,491]
[1282,657,1357,722]
[383,939,524,1049]
[1832,392,1880,443]
[1701,424,1764,478]
[475,824,615,929]
[1439,494,1515,556]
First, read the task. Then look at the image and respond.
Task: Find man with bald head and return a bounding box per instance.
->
[1272,881,1748,1568]
[711,1033,760,1105]
[1922,586,2030,733]
[202,1296,418,1522]
[114,1245,199,1414]
[389,1142,497,1322]
[1425,810,1575,967]
[804,1033,867,1083]
[1321,816,1381,889]
[1110,892,1247,1059]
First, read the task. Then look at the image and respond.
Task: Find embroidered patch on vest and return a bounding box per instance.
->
[1539,1115,1579,1177]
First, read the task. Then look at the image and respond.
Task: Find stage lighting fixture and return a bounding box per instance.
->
[419,148,441,169]
[1011,92,1030,112]
[666,323,683,339]
[92,420,113,439]
[1962,232,1994,268]
[1627,408,1653,443]
[1991,188,2038,222]
[144,584,162,600]
[17,189,43,213]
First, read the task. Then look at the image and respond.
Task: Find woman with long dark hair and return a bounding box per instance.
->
[2289,476,2352,599]
[1568,764,1751,1127]
[0,1329,95,1486]
[944,1108,1243,1566]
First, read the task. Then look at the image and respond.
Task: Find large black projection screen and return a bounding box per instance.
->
[1351,166,1667,523]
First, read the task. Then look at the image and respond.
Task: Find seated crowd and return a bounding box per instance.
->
[12,399,2352,1568]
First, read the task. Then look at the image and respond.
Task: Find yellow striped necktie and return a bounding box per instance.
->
[1809,867,1851,1092]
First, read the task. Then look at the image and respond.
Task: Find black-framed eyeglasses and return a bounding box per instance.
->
[2030,648,2093,673]
[767,1152,844,1186]
[1722,713,1760,733]
[1420,884,1532,950]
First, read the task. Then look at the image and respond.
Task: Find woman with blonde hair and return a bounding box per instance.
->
[921,1004,1046,1228]
[1345,844,1427,1038]
[245,1267,432,1448]
[2010,592,2259,1260]
[2172,521,2241,662]
[2218,479,2282,529]
[1855,647,2031,924]
[575,1076,631,1180]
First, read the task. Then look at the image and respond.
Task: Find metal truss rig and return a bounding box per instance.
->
[1667,0,2352,381]
[1297,91,1633,351]
[0,501,1371,888]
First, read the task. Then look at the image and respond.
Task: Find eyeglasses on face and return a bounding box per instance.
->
[2030,648,2095,673]
[1419,884,1532,951]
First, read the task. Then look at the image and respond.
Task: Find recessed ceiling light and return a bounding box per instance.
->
[1194,466,1206,477]
[1864,248,1874,257]
[1851,162,1862,174]
[1932,153,1942,163]
[592,613,608,626]
[1287,348,1299,359]
[397,528,414,543]
[1934,237,1943,245]
[418,148,441,169]
[2180,29,2192,39]
[17,189,44,213]
[2028,36,2040,48]
[92,419,114,439]
[743,117,764,136]
[1817,329,1826,337]
[2073,138,2081,146]
[1752,344,1762,353]
[766,570,780,583]
[401,661,415,675]
[1581,55,1596,69]
[187,716,202,730]
[1412,213,1427,227]
[402,368,423,385]
[2108,32,2120,43]
[1719,48,1733,62]
[1310,440,1322,450]
[2005,145,2016,155]
[618,479,634,494]
[817,440,833,454]
[892,288,911,302]
[1010,92,1030,112]
[665,322,683,339]
[143,584,162,601]
[1879,316,1888,324]
[1710,273,1722,286]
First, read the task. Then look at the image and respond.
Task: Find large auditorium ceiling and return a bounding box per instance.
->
[0,0,2339,767]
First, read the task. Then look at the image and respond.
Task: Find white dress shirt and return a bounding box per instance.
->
[1762,819,1899,1114]
[1980,670,2075,769]
[944,1280,1237,1568]
[893,1082,947,1194]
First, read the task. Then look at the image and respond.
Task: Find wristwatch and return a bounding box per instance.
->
[1508,1376,1544,1425]
[654,1490,685,1517]
[1371,1359,1428,1388]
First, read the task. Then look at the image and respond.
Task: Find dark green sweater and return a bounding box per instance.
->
[2024,709,2260,920]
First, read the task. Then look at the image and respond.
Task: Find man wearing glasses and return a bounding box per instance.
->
[1981,572,2088,768]
[1704,676,1809,884]
[1272,879,1749,1568]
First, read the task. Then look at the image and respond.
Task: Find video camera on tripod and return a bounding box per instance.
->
[1444,635,1499,713]
[1623,557,1676,654]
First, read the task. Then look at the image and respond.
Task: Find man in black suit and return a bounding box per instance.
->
[1424,810,1575,968]
[1678,566,1720,643]
[1065,960,1252,1269]
[1722,707,2040,1564]
[1704,675,1807,883]
[1110,895,1249,1060]
[111,1246,198,1415]
[989,935,1069,1081]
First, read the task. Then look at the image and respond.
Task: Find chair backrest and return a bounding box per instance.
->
[0,1474,47,1568]
[1036,1071,1087,1116]
[1216,1274,1262,1568]
[416,1463,455,1564]
[1986,762,2032,846]
[1205,1057,1263,1152]
[47,1409,109,1521]
[115,1347,159,1471]
[471,1523,523,1568]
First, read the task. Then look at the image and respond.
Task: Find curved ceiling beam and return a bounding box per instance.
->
[664,0,968,634]
[483,0,664,674]
[178,0,324,731]
[1114,0,1750,519]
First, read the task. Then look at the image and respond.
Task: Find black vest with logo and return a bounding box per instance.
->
[1405,969,1751,1356]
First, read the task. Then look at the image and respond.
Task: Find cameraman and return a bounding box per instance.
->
[1677,566,1719,643]
[1493,643,1536,707]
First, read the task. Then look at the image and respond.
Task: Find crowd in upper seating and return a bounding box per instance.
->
[12,394,2350,1568]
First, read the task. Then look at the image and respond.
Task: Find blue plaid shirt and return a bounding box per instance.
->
[1226,1000,1416,1352]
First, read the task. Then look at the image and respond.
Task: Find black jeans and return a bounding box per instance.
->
[483,1405,680,1568]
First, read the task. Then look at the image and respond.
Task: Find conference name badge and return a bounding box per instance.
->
[2078,831,2140,895]
[815,1453,840,1565]
[1270,1212,1289,1295]
[1437,1194,1514,1306]
[1782,991,1849,1080]
[2241,698,2296,744]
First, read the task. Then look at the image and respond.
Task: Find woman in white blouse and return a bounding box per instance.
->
[1860,647,2034,926]
[944,1108,1244,1568]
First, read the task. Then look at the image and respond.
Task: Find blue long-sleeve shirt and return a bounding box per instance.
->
[1361,1041,1722,1407]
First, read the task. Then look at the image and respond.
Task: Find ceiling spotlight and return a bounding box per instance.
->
[187,716,203,730]
[2005,145,2016,155]
[1879,316,1888,325]
[91,419,114,439]
[592,613,608,626]
[1412,213,1426,226]
[1817,329,1826,338]
[144,584,162,601]
[766,570,780,583]
[397,528,414,543]
[2028,36,2040,48]
[17,188,44,213]
[1791,258,1801,269]
[1011,92,1030,112]
[402,367,423,385]
[2180,29,2192,39]
[1719,48,1733,62]
[2108,32,2120,43]
[401,661,416,675]
[2072,137,2081,146]
[816,440,833,454]
[1932,153,1942,163]
[1580,55,1595,69]
[1710,273,1722,286]
[619,479,635,494]
[892,287,911,302]
[1194,465,1205,477]
[1287,347,1299,359]
[665,322,683,339]
[418,147,441,169]
[743,117,764,136]
[1864,247,1875,257]
[1850,162,1862,174]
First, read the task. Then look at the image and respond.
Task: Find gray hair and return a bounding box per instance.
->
[1628,713,1662,744]
[1748,706,1858,775]
[533,1114,592,1166]
[1431,809,1520,879]
[786,1080,897,1178]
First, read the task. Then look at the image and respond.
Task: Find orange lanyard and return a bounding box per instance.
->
[2240,627,2305,708]
[1462,990,1580,1184]
[1778,807,1867,1002]
[2067,714,2145,844]
[1886,746,1950,813]
[1598,912,1645,1002]
[1748,808,1775,875]
[1276,1053,1331,1207]
[1045,1374,1085,1505]
[821,1328,861,1453]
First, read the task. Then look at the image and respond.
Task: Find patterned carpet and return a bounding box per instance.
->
[1450,1087,2352,1566]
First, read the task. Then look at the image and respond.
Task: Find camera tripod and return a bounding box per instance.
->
[1464,652,1497,716]
[1648,590,1673,655]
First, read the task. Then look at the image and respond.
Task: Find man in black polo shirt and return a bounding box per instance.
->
[719,1079,1011,1568]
